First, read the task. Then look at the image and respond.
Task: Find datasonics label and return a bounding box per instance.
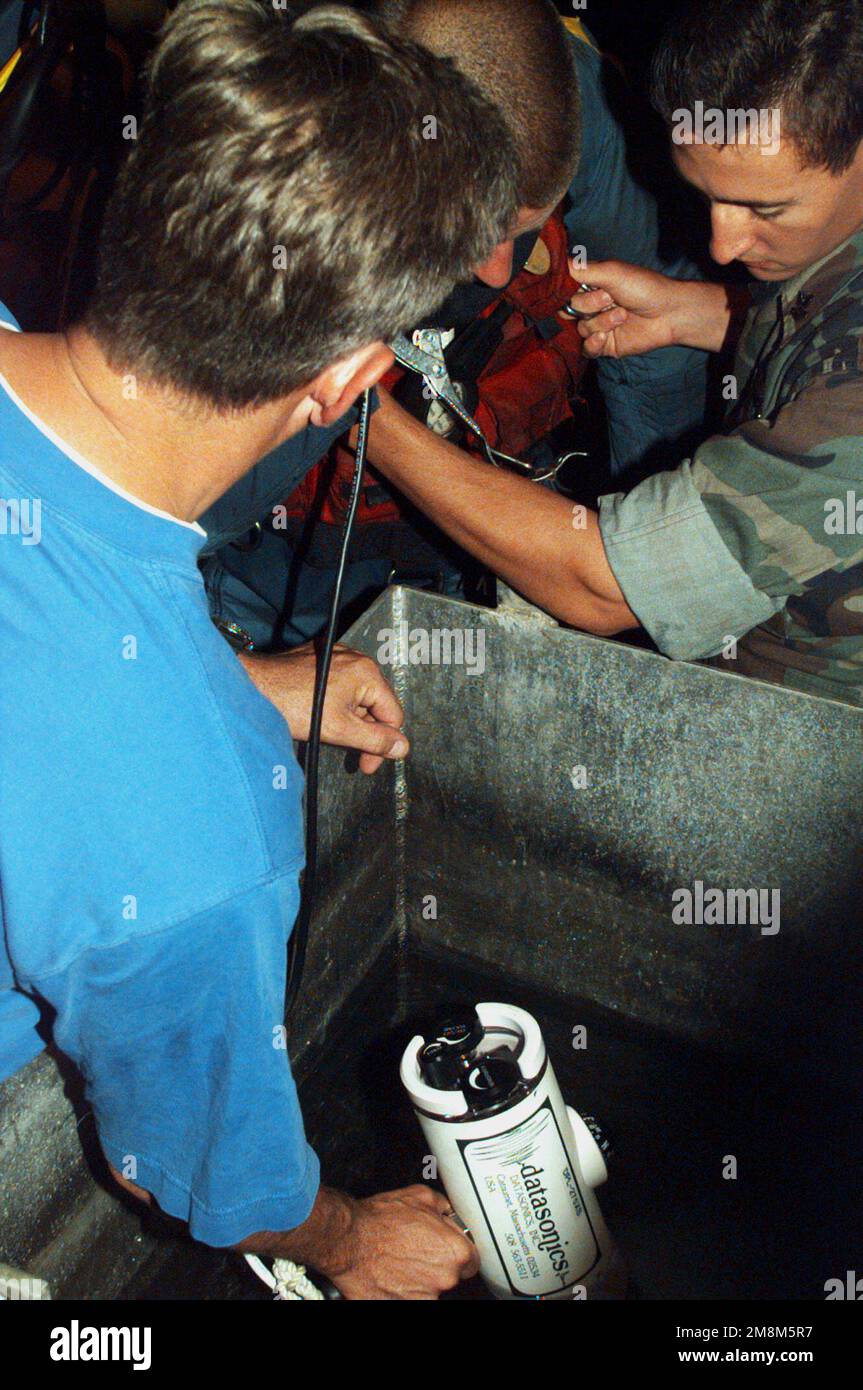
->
[459,1100,599,1297]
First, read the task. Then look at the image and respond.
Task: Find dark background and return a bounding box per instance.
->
[554,0,684,86]
[0,0,691,329]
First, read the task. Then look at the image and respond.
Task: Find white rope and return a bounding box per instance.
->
[244,1252,325,1301]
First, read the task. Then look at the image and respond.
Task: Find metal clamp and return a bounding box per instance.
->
[390,329,580,485]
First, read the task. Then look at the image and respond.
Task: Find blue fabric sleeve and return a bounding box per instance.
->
[0,971,43,1079]
[30,871,319,1247]
[565,34,712,475]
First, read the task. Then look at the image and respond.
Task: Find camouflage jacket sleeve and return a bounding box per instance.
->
[598,363,863,662]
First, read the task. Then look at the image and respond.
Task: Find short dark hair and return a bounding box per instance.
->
[374,0,581,209]
[650,0,863,173]
[85,0,518,409]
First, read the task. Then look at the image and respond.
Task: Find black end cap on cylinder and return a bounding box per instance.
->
[419,1040,464,1091]
[434,1010,484,1055]
[462,1053,523,1112]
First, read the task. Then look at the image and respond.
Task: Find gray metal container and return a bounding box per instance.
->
[2,587,860,1296]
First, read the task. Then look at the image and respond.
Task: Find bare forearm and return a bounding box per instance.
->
[368,395,636,635]
[112,1161,357,1277]
[671,279,751,354]
[238,650,299,733]
[234,1186,358,1277]
[112,1165,476,1296]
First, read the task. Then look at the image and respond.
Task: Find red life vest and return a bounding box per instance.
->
[279,205,587,530]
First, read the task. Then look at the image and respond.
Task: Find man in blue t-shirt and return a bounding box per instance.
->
[0,0,519,1297]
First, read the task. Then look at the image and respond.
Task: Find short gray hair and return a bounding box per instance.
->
[86,0,519,409]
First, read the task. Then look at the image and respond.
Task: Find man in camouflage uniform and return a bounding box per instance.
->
[357,0,863,707]
[701,235,863,701]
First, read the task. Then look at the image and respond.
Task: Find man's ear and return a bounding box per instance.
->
[307,342,395,428]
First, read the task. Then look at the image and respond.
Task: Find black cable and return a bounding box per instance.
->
[284,389,373,1014]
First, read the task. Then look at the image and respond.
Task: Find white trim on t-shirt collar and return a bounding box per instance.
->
[0,318,207,537]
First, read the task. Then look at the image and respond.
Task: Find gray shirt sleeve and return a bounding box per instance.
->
[599,462,786,660]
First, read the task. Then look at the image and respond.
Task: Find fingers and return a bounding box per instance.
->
[359,676,405,732]
[566,258,621,295]
[562,259,617,316]
[458,1238,482,1281]
[398,1183,450,1212]
[560,286,615,321]
[577,305,628,340]
[350,715,409,773]
[575,304,630,358]
[360,1186,480,1295]
[438,1209,480,1280]
[323,648,409,773]
[582,331,610,358]
[560,260,625,355]
[397,1186,479,1277]
[358,752,385,775]
[331,647,405,726]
